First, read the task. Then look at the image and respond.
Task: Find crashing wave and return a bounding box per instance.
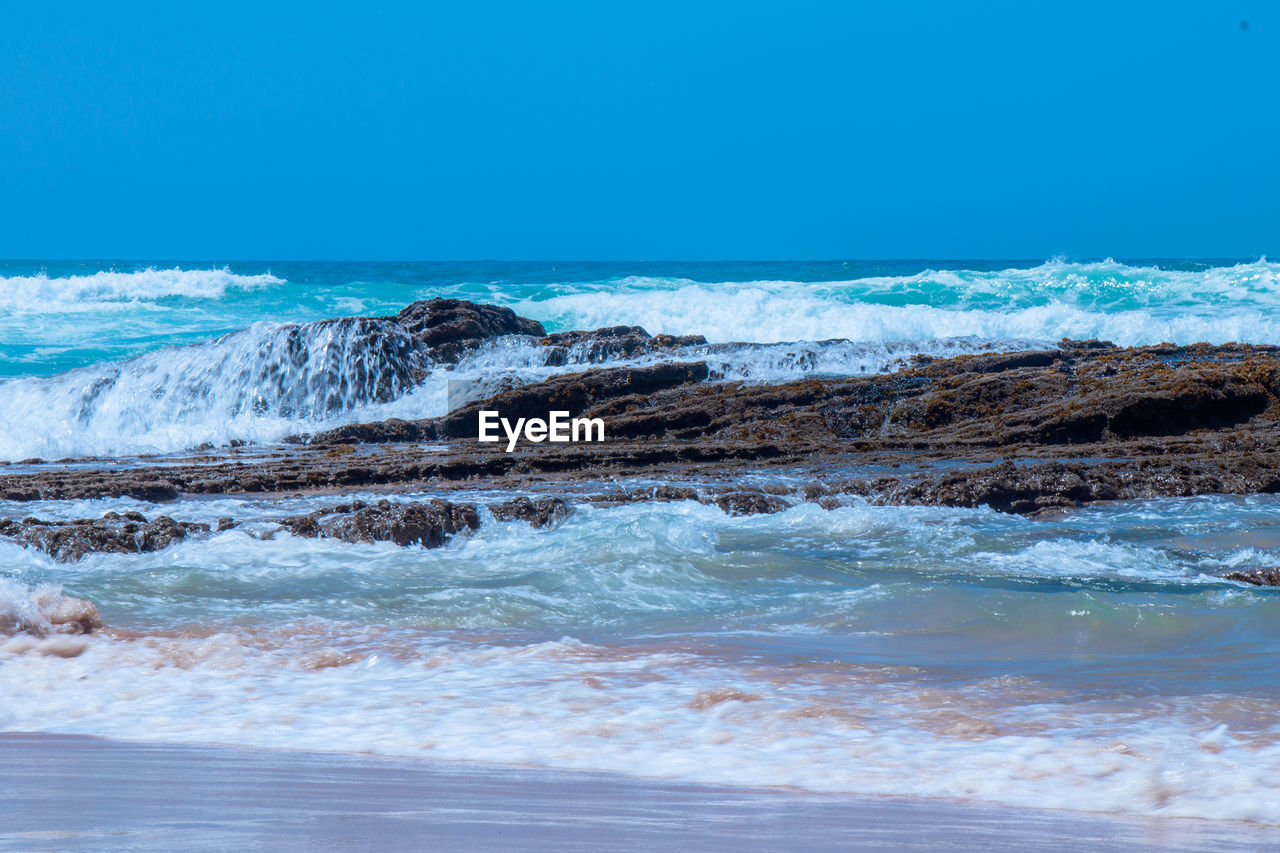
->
[0,579,102,637]
[0,267,282,315]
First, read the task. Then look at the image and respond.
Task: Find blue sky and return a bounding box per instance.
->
[0,2,1275,260]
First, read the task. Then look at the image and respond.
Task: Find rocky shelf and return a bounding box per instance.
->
[4,299,1280,587]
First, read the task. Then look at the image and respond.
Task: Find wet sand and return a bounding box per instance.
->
[1,733,1277,852]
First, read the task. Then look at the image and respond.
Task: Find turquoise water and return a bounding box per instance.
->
[1,258,1274,376]
[1,258,1277,460]
[2,259,1279,820]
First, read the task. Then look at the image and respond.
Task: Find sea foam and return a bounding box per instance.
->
[0,267,283,315]
[514,259,1280,346]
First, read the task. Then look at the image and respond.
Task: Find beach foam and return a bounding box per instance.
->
[1,624,1277,821]
[3,494,1279,819]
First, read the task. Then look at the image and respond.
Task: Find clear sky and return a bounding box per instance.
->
[0,1,1275,260]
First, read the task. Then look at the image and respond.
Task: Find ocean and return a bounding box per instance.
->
[2,259,1279,824]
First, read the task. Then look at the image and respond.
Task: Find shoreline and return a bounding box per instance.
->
[3,732,1277,852]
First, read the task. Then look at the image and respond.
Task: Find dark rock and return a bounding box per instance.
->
[649,486,701,502]
[3,514,211,562]
[864,460,1118,515]
[308,418,429,446]
[281,514,321,538]
[540,326,705,364]
[439,362,711,439]
[713,491,790,516]
[307,362,710,446]
[956,350,1062,374]
[1221,568,1280,587]
[278,498,480,548]
[391,299,544,363]
[1058,338,1118,351]
[489,496,573,528]
[7,341,1280,517]
[1105,380,1269,438]
[131,481,179,502]
[137,516,193,552]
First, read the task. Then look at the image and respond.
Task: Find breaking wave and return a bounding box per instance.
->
[0,578,100,638]
[514,260,1280,346]
[0,267,283,315]
[0,318,431,460]
[0,328,1033,460]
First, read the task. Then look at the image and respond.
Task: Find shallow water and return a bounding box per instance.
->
[2,492,1279,820]
[10,734,1276,853]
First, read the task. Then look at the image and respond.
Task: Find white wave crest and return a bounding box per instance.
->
[518,285,1280,347]
[0,267,283,314]
[510,259,1280,346]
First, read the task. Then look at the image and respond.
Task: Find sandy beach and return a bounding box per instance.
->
[3,733,1279,852]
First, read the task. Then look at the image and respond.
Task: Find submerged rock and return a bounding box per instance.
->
[0,513,210,562]
[278,498,480,547]
[713,491,790,516]
[488,496,573,528]
[1221,568,1280,587]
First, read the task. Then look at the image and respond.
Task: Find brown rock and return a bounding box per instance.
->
[392,298,545,362]
[4,513,211,562]
[439,362,711,439]
[279,498,480,547]
[713,491,790,516]
[1221,568,1280,587]
[489,496,573,528]
[540,326,705,364]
